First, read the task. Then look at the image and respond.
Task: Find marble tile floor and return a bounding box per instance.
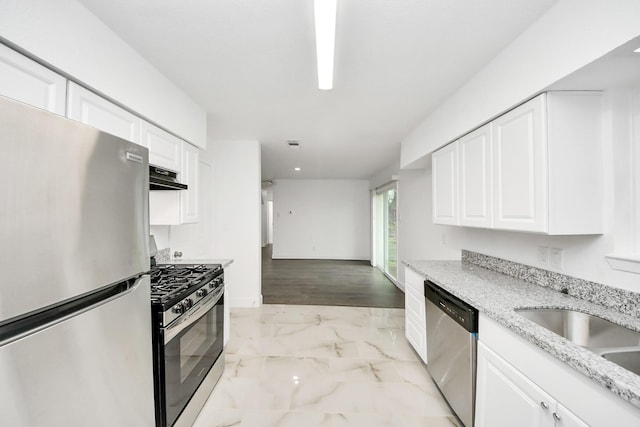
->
[193,304,461,427]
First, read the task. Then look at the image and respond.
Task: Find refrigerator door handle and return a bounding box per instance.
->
[0,276,148,347]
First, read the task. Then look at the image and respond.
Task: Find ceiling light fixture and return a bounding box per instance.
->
[314,0,337,90]
[634,47,640,53]
[294,167,301,171]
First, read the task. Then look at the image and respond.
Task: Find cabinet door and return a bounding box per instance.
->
[476,341,552,427]
[553,403,589,427]
[432,141,459,225]
[67,82,140,144]
[405,285,427,363]
[492,95,547,233]
[140,120,182,172]
[0,44,66,115]
[404,267,427,363]
[180,141,200,223]
[459,124,493,228]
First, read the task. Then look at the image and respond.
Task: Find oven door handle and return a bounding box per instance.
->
[163,286,224,344]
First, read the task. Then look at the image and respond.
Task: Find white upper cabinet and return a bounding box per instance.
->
[149,141,200,226]
[180,141,200,224]
[140,120,182,172]
[67,82,140,144]
[493,95,547,232]
[432,141,459,225]
[459,124,493,228]
[0,44,66,115]
[432,92,603,235]
[493,92,603,234]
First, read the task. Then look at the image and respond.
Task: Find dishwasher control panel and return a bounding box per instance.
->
[425,280,478,333]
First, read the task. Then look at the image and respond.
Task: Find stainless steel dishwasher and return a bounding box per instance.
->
[425,280,478,427]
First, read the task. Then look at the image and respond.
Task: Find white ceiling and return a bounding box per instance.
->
[78,0,557,180]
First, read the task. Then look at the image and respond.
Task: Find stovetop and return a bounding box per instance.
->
[149,263,223,309]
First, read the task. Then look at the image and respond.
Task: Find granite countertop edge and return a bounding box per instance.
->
[167,258,234,268]
[403,260,640,409]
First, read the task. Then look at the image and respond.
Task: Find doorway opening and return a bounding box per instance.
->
[373,183,398,282]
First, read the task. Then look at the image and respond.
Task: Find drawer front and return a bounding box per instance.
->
[405,283,427,364]
[405,267,426,294]
[405,286,426,319]
[405,315,427,363]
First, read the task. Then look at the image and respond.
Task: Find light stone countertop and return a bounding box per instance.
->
[168,258,234,269]
[404,259,640,409]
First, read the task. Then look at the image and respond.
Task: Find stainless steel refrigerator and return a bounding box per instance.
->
[0,95,155,426]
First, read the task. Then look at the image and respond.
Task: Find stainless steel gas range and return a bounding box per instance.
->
[149,263,225,427]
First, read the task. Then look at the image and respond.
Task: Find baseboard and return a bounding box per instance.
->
[271,254,370,261]
[229,296,261,308]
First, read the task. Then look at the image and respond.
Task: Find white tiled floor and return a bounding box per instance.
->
[193,304,460,427]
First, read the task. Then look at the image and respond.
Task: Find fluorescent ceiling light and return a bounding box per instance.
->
[635,47,640,53]
[314,0,337,90]
[294,167,301,171]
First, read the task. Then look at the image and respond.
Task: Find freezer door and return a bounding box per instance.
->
[0,96,149,323]
[0,276,155,426]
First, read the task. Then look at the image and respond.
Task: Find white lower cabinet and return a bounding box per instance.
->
[404,267,427,363]
[476,341,587,427]
[66,82,140,144]
[478,313,640,426]
[0,44,66,115]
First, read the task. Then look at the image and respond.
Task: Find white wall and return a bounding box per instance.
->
[272,179,370,260]
[0,0,207,147]
[401,0,640,168]
[396,166,462,288]
[369,158,400,190]
[153,140,262,307]
[207,140,262,307]
[150,225,170,253]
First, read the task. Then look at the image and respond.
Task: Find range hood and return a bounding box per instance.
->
[149,166,188,190]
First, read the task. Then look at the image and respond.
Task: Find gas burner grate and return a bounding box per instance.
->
[149,263,222,306]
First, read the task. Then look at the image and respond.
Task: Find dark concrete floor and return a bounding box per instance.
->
[261,245,404,308]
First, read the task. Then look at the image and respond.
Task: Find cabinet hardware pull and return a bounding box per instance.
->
[540,401,549,410]
[553,412,561,421]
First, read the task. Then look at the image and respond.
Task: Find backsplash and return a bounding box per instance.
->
[462,250,640,318]
[155,248,171,263]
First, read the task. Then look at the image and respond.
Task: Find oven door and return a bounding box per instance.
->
[161,285,224,427]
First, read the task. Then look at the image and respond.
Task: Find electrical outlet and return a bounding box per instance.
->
[537,246,549,265]
[550,248,562,269]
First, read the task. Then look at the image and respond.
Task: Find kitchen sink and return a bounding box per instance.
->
[515,308,640,349]
[601,350,640,376]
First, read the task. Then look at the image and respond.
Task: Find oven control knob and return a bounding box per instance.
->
[196,288,207,297]
[183,298,193,309]
[172,303,184,314]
